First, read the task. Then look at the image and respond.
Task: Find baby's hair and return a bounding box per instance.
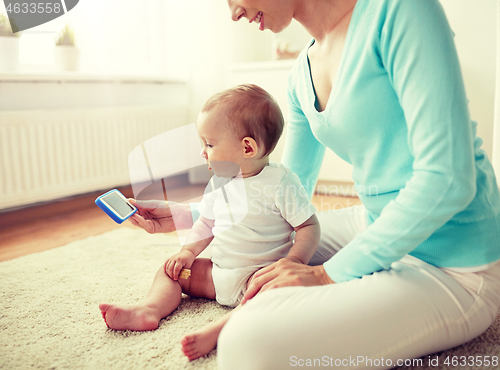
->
[201,84,284,158]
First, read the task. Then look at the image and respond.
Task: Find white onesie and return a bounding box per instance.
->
[198,162,316,307]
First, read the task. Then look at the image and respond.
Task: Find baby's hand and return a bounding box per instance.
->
[164,250,195,280]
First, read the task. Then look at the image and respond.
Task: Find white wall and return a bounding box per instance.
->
[163,0,239,184]
[441,0,497,158]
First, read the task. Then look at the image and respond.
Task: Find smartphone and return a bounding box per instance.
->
[95,189,137,224]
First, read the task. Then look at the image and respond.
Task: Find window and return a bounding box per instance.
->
[1,0,167,75]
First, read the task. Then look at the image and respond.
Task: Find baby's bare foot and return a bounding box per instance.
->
[180,325,220,361]
[99,303,160,331]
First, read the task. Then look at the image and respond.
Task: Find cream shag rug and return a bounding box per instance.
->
[0,228,230,370]
[1,227,500,370]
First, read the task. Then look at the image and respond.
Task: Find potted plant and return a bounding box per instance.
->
[54,24,80,71]
[0,13,21,71]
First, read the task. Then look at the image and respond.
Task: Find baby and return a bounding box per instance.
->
[99,84,320,361]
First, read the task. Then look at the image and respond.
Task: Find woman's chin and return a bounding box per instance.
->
[272,19,294,34]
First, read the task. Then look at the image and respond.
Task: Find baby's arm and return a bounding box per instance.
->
[286,214,320,264]
[183,215,215,247]
[164,215,215,280]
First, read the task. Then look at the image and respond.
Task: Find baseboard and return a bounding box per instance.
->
[315,180,358,198]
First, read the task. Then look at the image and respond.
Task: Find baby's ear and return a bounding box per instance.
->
[241,137,258,158]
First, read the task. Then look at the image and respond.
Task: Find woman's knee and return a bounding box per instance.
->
[218,301,276,370]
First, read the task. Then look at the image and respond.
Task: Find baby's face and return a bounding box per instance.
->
[196,109,243,173]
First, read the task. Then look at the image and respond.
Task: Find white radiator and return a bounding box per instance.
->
[0,105,188,210]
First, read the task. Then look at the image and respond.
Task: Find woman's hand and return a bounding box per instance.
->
[128,199,193,234]
[241,257,335,305]
[164,250,195,280]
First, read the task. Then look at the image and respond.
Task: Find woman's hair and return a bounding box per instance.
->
[201,84,284,158]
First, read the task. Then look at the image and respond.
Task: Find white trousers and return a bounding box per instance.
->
[218,205,500,369]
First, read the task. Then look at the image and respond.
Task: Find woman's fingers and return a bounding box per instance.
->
[129,214,154,233]
[241,283,260,305]
[128,215,140,227]
[242,260,334,305]
[242,266,279,304]
[257,278,286,295]
[243,264,289,303]
[252,262,275,280]
[129,199,190,234]
[130,198,168,211]
[129,199,150,218]
[129,213,145,228]
[129,199,172,219]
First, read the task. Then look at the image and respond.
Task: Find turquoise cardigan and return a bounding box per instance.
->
[283,0,500,282]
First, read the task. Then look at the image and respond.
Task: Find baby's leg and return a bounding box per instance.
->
[99,258,215,331]
[99,265,182,331]
[181,271,258,361]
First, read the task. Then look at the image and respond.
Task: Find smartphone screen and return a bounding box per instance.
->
[102,192,135,218]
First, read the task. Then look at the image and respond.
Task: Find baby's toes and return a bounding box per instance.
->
[187,353,201,362]
[182,346,196,356]
[99,303,110,312]
[180,333,196,347]
[183,347,201,361]
[101,312,110,327]
[99,305,110,327]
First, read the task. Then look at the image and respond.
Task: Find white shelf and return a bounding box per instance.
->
[0,71,186,84]
[230,59,297,73]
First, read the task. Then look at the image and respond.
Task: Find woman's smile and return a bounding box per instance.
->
[227,0,293,33]
[249,11,264,30]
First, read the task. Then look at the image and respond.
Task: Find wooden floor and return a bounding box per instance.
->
[0,185,361,262]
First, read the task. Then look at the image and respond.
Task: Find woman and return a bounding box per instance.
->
[132,0,500,368]
[219,0,500,368]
